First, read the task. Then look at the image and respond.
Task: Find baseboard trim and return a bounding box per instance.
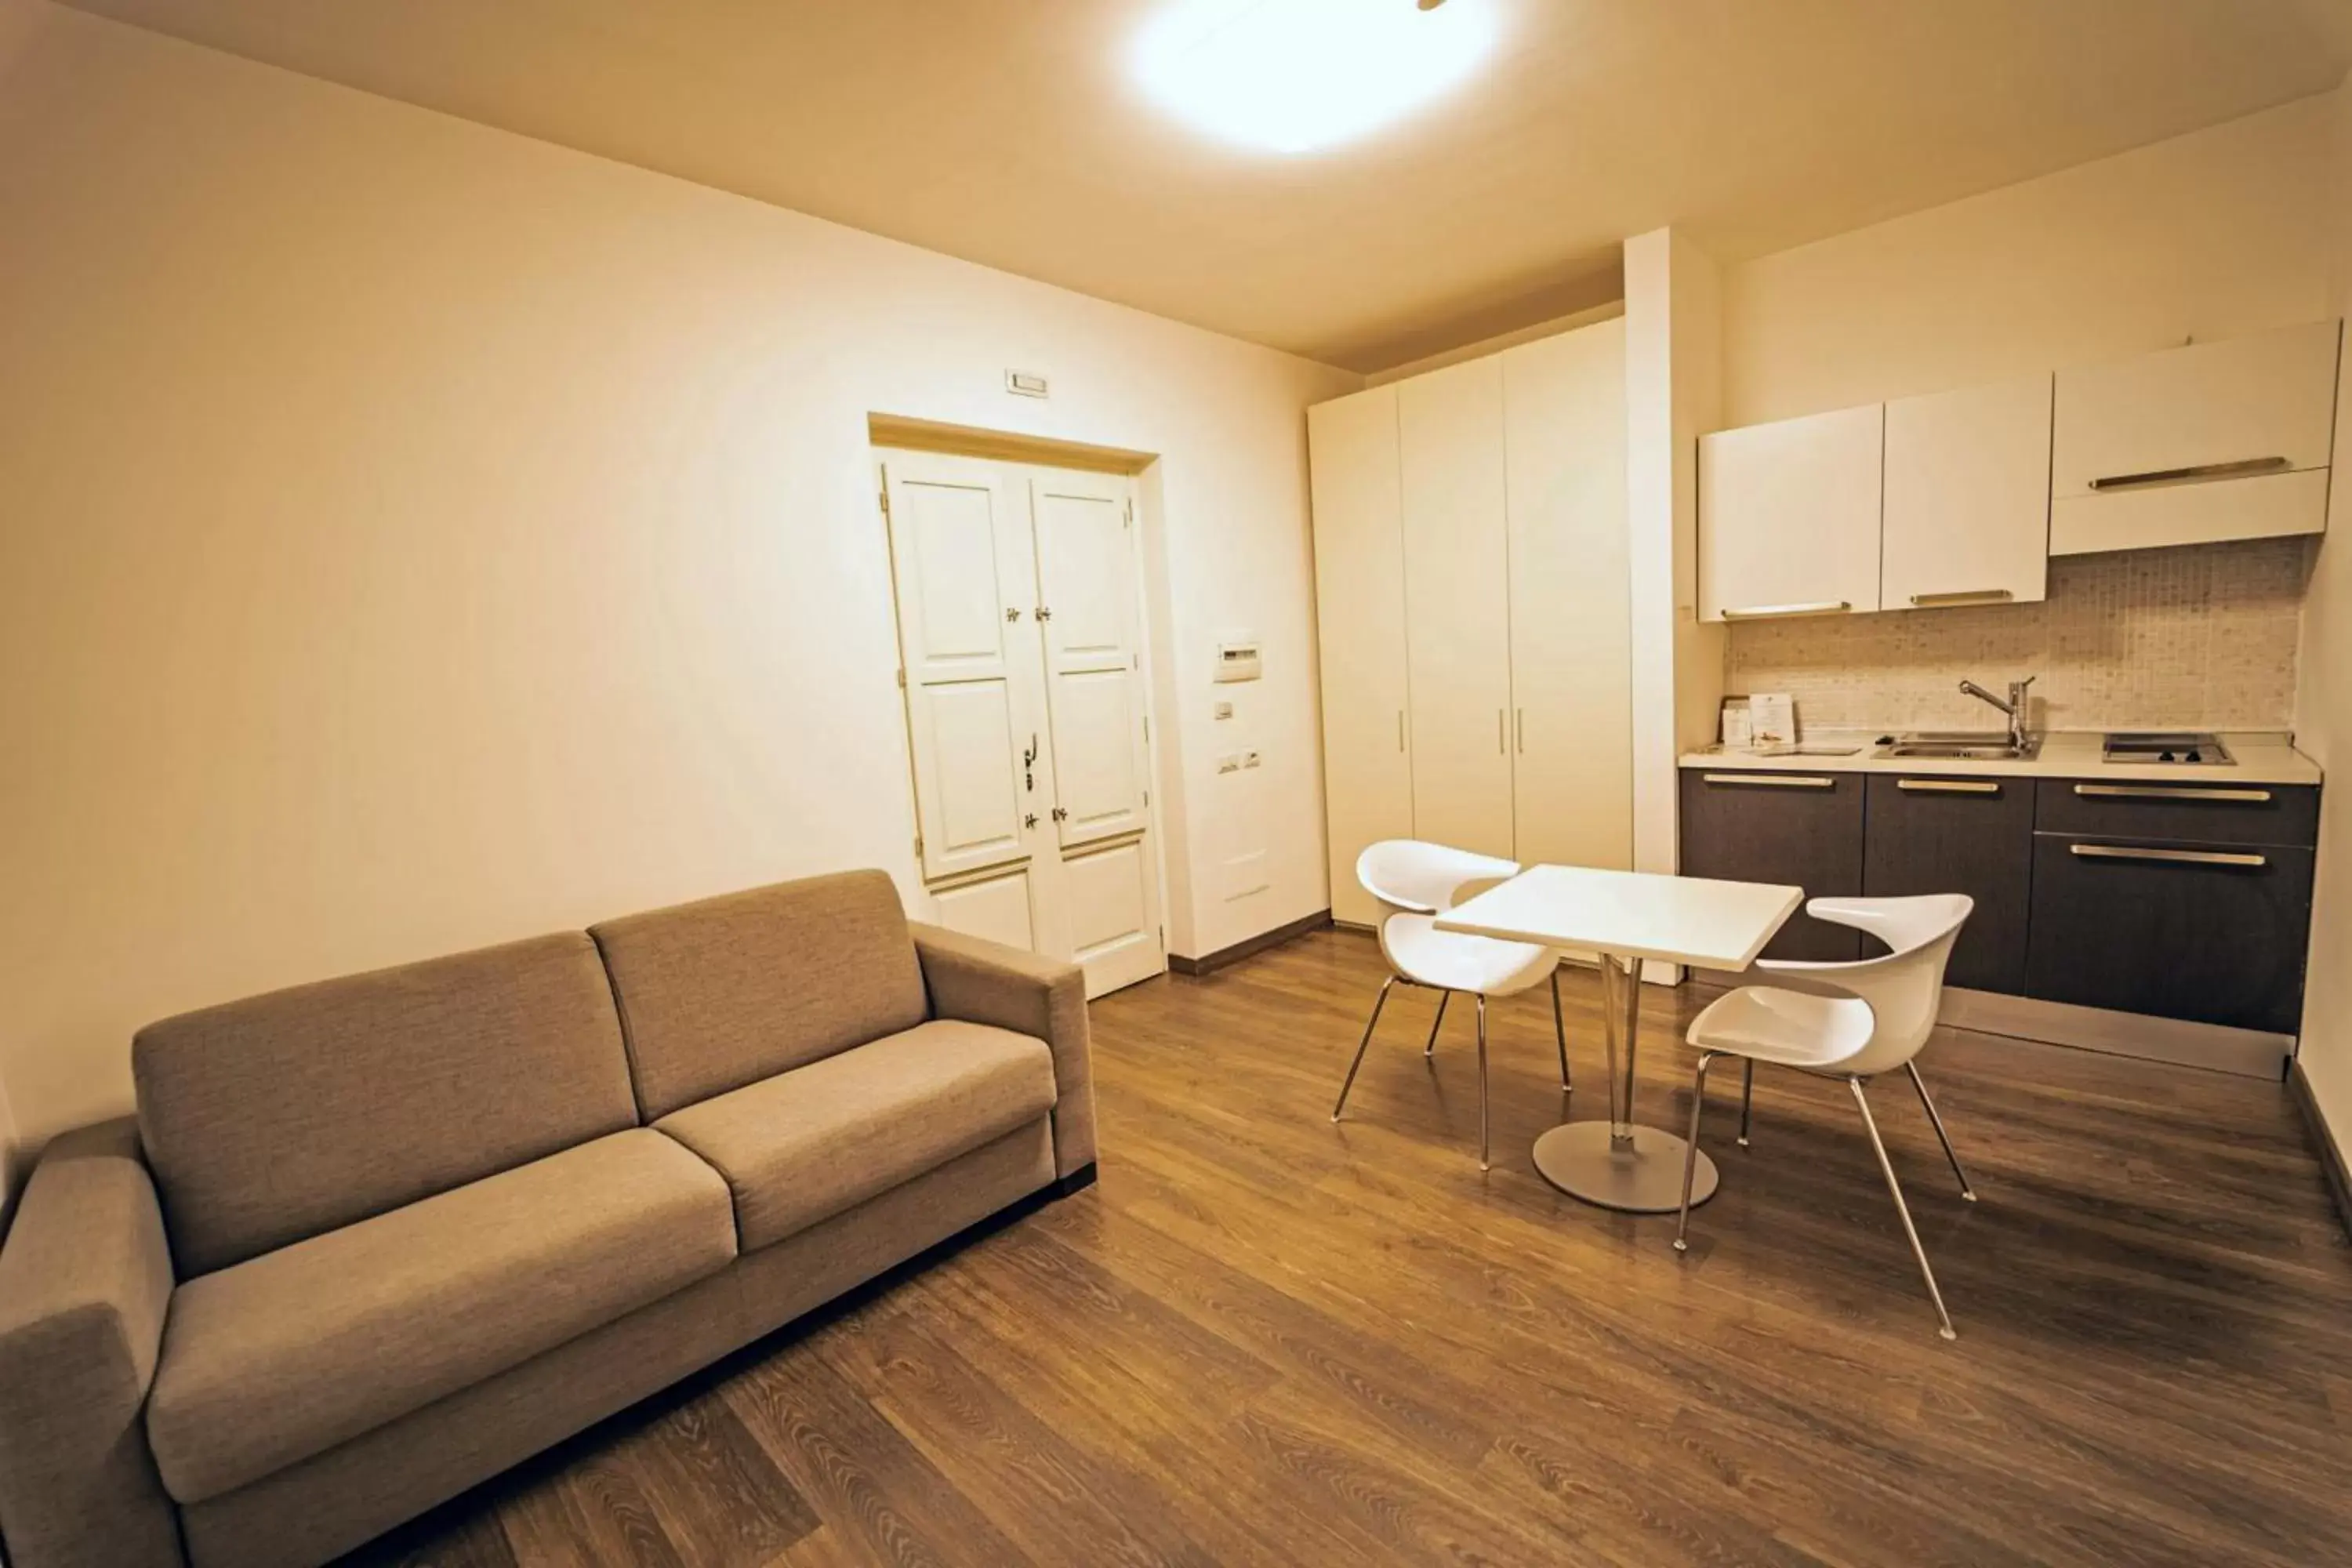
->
[1936,988,2291,1080]
[1169,909,1332,976]
[2288,1062,2352,1243]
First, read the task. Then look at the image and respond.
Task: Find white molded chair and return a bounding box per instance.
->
[1675,894,1976,1339]
[1330,840,1571,1169]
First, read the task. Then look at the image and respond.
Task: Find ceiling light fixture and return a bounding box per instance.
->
[1131,0,1499,156]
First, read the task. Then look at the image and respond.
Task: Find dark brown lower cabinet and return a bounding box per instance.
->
[2024,833,2316,1034]
[1679,768,1864,961]
[1863,775,2033,995]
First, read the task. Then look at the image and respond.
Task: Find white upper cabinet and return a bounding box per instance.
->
[1699,403,1884,623]
[1307,386,1413,927]
[2050,319,2340,556]
[1882,375,2052,610]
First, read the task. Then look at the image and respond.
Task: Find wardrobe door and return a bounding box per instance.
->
[1308,387,1414,926]
[1504,319,1632,875]
[1399,358,1515,861]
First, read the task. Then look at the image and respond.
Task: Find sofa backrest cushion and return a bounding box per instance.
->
[134,932,638,1277]
[590,870,928,1121]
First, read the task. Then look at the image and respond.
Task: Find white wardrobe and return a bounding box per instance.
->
[1308,317,1634,928]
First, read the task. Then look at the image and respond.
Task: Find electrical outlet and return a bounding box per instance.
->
[1214,701,1234,720]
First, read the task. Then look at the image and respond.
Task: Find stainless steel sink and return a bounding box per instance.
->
[1878,731,2041,761]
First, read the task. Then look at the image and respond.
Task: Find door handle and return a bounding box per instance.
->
[2073,784,2272,803]
[2067,844,2267,868]
[2089,456,2289,491]
[1701,773,1835,789]
[1497,710,1506,753]
[1719,601,1852,620]
[1909,590,2013,607]
[1397,710,1406,753]
[1515,709,1525,753]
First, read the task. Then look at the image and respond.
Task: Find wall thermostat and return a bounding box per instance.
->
[1213,639,1262,683]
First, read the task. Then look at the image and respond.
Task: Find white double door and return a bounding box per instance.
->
[880,448,1165,998]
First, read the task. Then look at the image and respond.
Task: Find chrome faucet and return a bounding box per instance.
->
[1959,676,2035,749]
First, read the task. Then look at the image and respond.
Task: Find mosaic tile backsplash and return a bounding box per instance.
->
[1723,536,2316,735]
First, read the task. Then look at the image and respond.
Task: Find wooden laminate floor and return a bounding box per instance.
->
[354,929,2352,1568]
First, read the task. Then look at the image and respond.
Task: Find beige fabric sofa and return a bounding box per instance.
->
[0,870,1096,1568]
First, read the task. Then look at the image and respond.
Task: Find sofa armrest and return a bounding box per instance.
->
[0,1119,184,1568]
[910,924,1096,1178]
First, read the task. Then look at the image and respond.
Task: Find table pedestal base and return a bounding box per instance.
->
[1533,1123,1719,1214]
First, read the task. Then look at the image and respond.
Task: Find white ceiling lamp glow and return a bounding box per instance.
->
[1132,0,1498,156]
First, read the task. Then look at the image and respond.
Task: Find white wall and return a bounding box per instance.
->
[1622,228,1723,949]
[1722,94,2338,427]
[0,4,1356,1145]
[2295,75,2352,1168]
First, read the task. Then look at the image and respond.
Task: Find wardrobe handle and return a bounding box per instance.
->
[1497,710,1506,753]
[1397,710,1406,752]
[1515,709,1525,753]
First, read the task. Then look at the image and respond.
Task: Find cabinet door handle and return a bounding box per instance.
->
[1497,710,1506,754]
[1701,773,1835,789]
[2073,784,2272,804]
[1515,708,1525,753]
[1909,589,2013,607]
[1897,779,2002,794]
[1719,601,1852,620]
[2088,456,2290,491]
[2068,844,2267,868]
[1397,710,1406,753]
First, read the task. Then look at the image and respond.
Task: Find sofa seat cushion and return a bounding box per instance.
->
[147,1129,735,1504]
[655,1020,1056,1252]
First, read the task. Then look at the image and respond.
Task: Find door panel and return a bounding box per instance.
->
[1863,775,2033,995]
[1678,769,1866,961]
[1399,358,1515,859]
[931,868,1038,952]
[1699,403,1884,621]
[1504,319,1631,873]
[1882,376,2051,610]
[2027,833,2314,1033]
[882,454,1040,882]
[1064,837,1160,994]
[1048,668,1142,838]
[1308,387,1413,925]
[922,681,1026,865]
[1030,473,1151,852]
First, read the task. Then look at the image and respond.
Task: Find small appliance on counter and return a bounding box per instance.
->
[2101,731,2233,765]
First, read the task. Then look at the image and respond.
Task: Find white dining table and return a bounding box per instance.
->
[1436,864,1802,1213]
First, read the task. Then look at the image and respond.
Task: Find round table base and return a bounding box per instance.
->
[1533,1123,1719,1214]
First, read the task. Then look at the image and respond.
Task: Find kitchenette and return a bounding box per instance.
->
[1685,319,2336,1081]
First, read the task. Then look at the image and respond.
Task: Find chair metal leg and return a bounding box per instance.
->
[1737,1058,1755,1148]
[1674,1051,1715,1252]
[1422,989,1450,1058]
[1848,1076,1958,1341]
[1906,1062,1976,1201]
[1549,968,1573,1094]
[1475,995,1491,1171]
[1331,976,1396,1122]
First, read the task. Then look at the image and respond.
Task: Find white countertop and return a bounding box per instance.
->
[1679,730,2321,786]
[1436,864,1804,971]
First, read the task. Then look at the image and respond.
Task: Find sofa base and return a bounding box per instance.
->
[180,1118,1059,1568]
[1051,1160,1099,1200]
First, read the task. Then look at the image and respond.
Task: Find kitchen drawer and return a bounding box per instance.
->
[2034,779,2319,848]
[1679,768,1864,961]
[2026,833,2314,1034]
[1864,774,2033,995]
